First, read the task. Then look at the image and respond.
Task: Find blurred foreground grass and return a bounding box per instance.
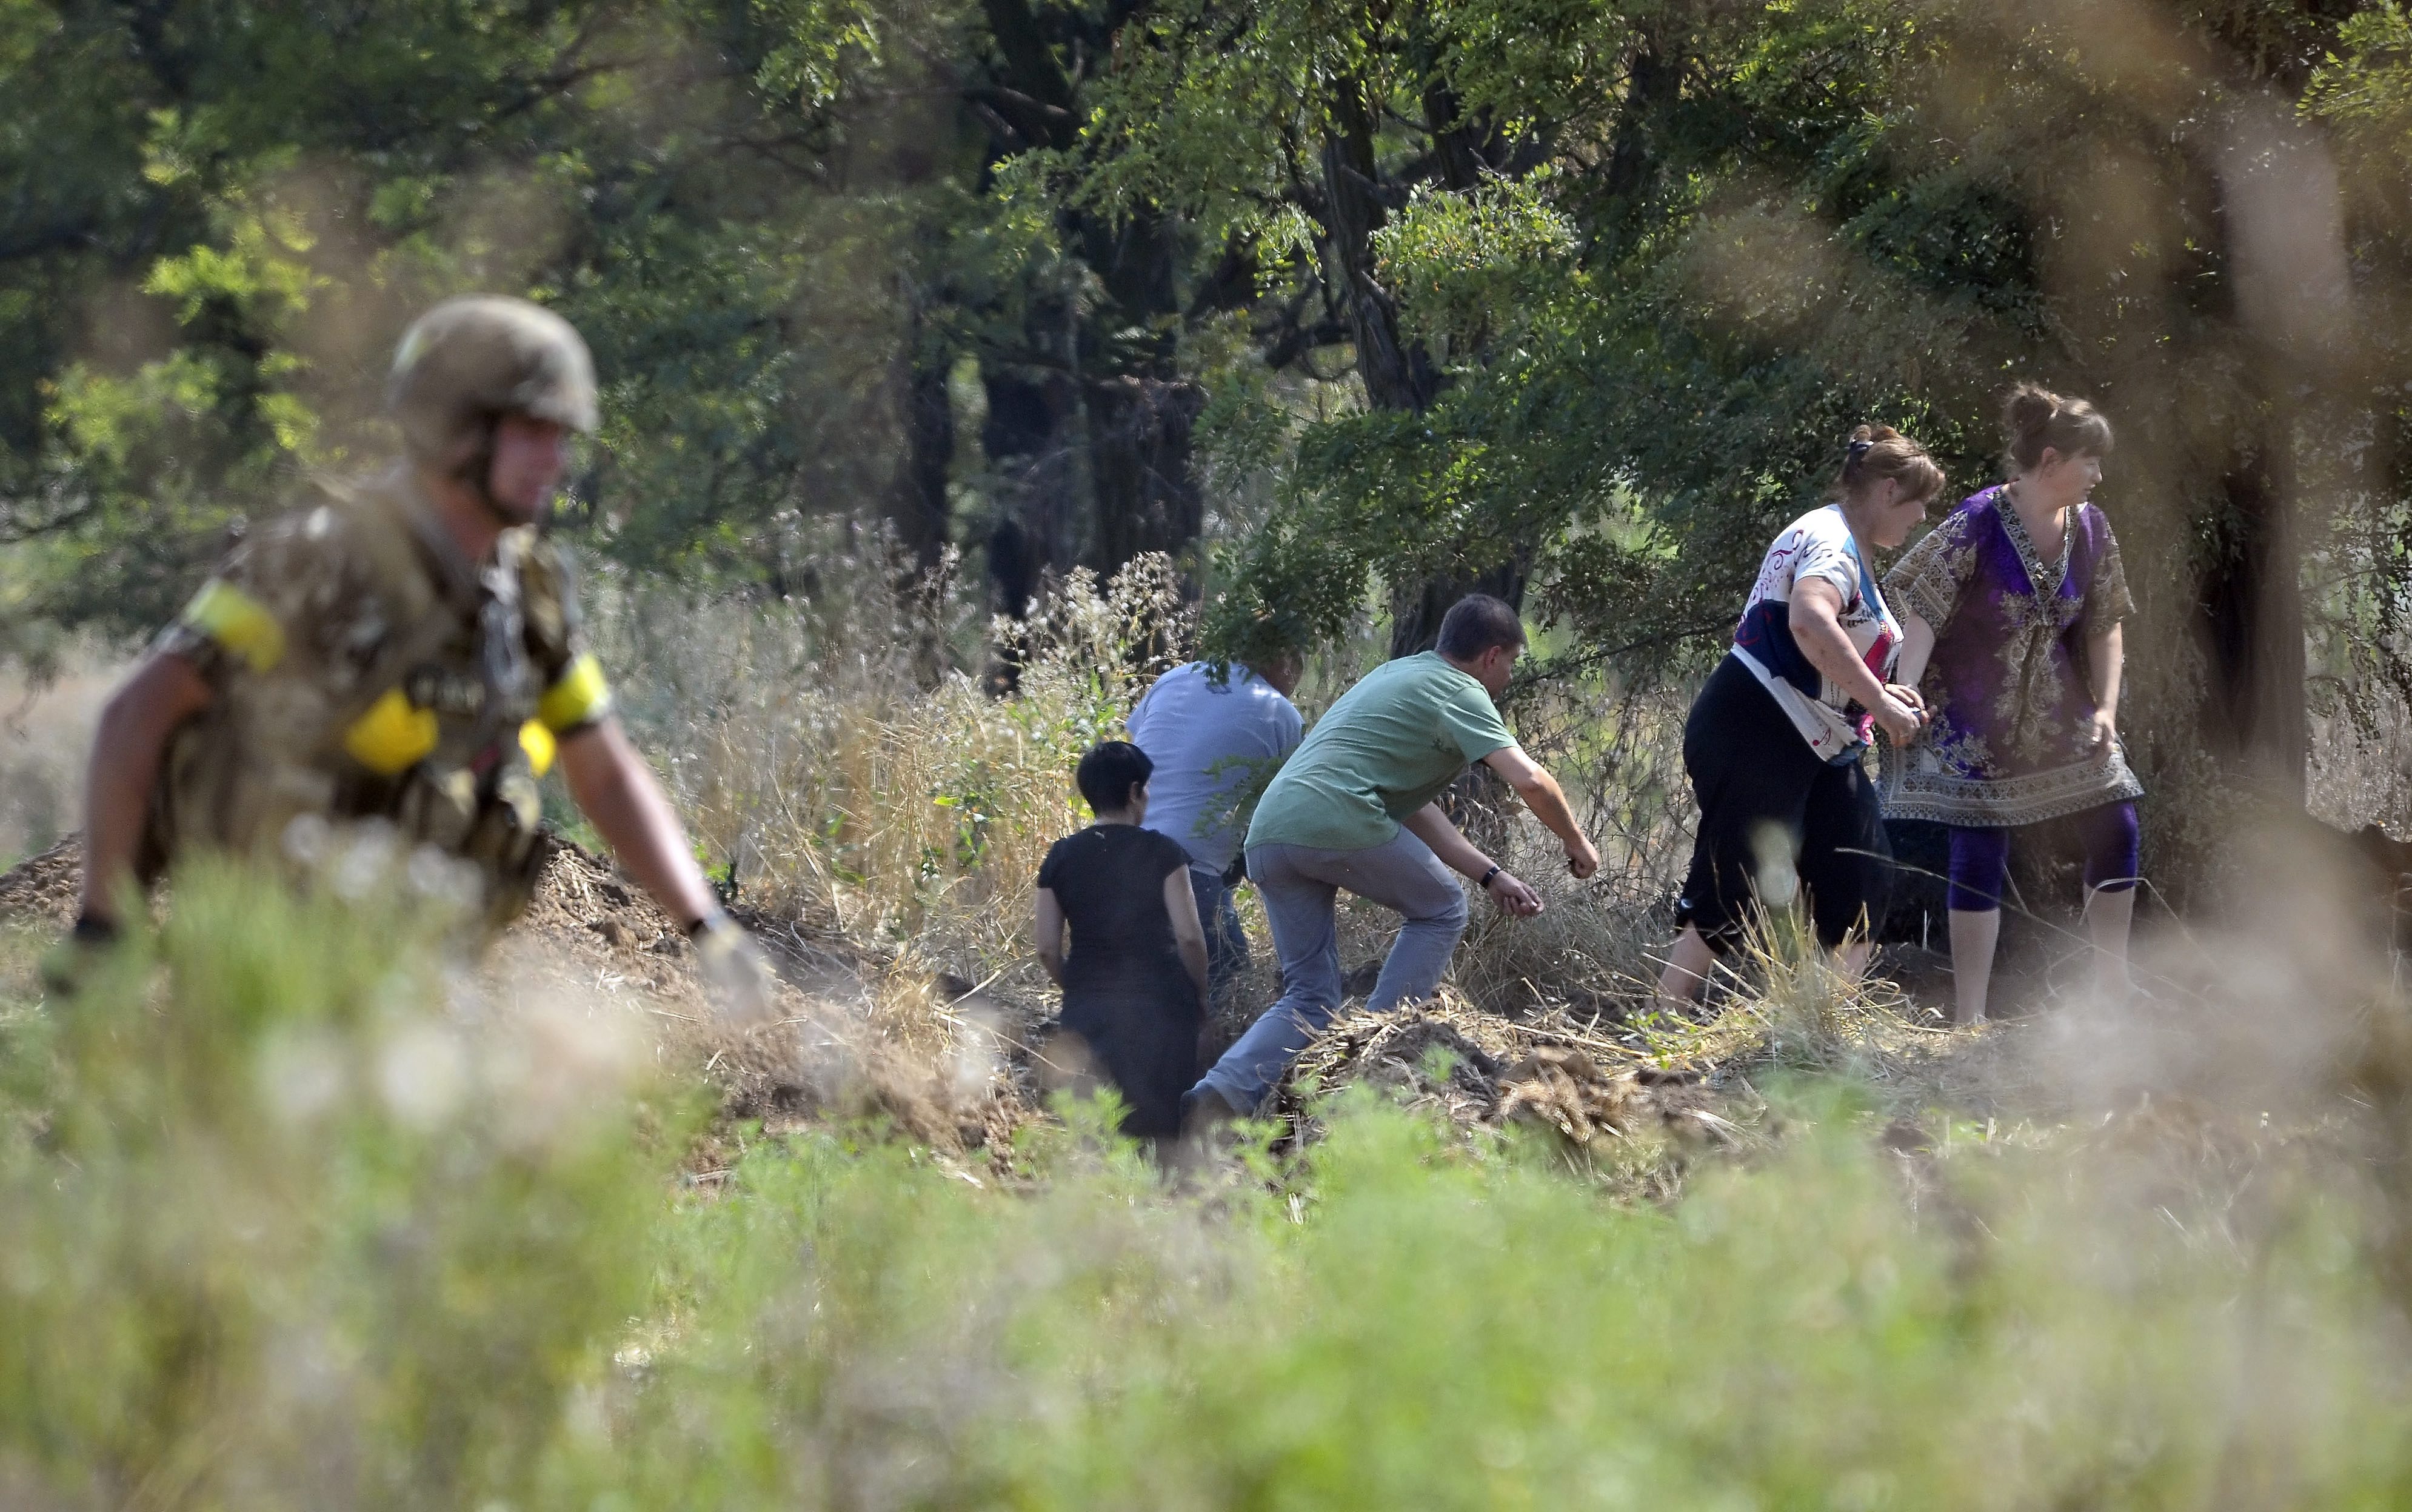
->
[5,562,2410,1505]
[3,858,2411,1509]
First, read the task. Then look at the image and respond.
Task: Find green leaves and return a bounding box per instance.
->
[1375,173,1579,359]
[0,0,986,634]
[753,0,889,108]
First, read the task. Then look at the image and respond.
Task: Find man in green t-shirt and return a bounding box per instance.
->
[1185,595,1601,1120]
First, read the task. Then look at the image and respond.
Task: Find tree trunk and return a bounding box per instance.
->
[980,364,1082,620]
[887,299,954,578]
[1084,374,1206,577]
[1072,205,1201,588]
[2196,458,2307,800]
[1319,81,1440,415]
[1386,559,1531,659]
[1604,40,1675,204]
[2194,97,2352,801]
[1319,73,1462,655]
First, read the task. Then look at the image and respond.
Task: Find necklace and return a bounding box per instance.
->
[1998,485,2072,596]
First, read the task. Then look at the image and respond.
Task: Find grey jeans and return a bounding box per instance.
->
[1187,861,1251,1006]
[1191,828,1469,1114]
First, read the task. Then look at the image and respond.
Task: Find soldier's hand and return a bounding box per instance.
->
[691,912,779,1027]
[41,913,122,998]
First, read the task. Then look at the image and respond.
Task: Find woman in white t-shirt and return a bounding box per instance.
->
[1656,425,1945,1009]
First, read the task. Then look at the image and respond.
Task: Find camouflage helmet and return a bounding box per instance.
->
[387,296,598,465]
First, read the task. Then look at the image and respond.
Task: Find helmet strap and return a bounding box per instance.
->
[454,414,514,525]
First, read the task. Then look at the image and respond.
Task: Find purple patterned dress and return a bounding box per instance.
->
[1879,486,2143,827]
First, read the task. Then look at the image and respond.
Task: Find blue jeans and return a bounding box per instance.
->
[1191,828,1469,1114]
[1187,862,1251,1006]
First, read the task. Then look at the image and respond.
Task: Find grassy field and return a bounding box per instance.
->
[5,563,2412,1507]
[8,864,2412,1508]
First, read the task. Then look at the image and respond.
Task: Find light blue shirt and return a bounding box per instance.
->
[1127,661,1305,873]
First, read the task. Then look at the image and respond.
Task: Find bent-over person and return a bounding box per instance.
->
[1657,425,1944,1010]
[1184,596,1600,1123]
[1126,648,1304,1004]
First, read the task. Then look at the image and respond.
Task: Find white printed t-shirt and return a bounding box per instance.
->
[1728,504,1902,764]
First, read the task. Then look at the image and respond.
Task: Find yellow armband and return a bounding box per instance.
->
[343,687,439,776]
[537,652,612,733]
[179,579,287,673]
[519,719,557,777]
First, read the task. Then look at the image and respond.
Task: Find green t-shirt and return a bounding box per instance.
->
[1246,651,1518,852]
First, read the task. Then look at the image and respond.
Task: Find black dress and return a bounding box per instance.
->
[1035,824,1201,1137]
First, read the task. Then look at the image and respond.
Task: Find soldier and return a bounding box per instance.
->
[72,295,774,1014]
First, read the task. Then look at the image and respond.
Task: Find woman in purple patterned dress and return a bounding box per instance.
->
[1883,385,2142,1023]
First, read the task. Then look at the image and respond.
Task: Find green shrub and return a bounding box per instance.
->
[0,858,687,1509]
[3,864,2410,1509]
[594,1088,2407,1510]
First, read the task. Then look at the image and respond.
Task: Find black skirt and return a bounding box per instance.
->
[1060,987,1201,1139]
[1676,654,1893,953]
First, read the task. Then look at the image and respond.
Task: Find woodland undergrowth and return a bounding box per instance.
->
[4,561,2412,1505]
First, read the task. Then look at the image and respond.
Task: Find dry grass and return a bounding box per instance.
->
[2311,701,2412,832]
[588,557,1725,1109]
[591,556,2402,1157]
[14,549,2402,1185]
[21,544,2363,1162]
[0,646,115,867]
[1271,987,1767,1199]
[590,555,1188,1021]
[20,567,2412,1508]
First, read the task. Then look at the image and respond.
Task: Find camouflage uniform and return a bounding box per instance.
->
[141,296,613,927]
[146,467,611,924]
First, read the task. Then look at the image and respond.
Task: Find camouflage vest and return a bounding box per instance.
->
[146,468,612,924]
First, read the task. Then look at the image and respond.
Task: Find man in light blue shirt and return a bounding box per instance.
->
[1127,651,1305,1004]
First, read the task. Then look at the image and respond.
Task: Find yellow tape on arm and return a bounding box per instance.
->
[343,688,439,776]
[181,579,287,673]
[538,653,612,733]
[519,719,557,777]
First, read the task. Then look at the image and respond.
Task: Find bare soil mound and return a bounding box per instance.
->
[2,839,1897,1176]
[0,834,1031,1167]
[1273,993,1756,1159]
[0,839,82,931]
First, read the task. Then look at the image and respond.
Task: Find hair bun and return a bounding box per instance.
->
[1834,423,1945,502]
[2003,382,2059,431]
[2000,381,2111,471]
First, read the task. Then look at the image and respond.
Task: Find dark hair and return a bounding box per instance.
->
[1435,594,1526,661]
[2002,382,2113,472]
[1075,740,1152,814]
[1834,424,1945,504]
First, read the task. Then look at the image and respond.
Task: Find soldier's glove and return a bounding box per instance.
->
[42,912,122,997]
[689,910,778,1027]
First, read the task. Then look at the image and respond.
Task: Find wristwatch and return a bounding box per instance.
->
[1478,864,1503,891]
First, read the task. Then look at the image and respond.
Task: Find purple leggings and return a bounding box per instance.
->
[1946,801,2139,913]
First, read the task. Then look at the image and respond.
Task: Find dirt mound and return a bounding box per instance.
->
[1274,993,1753,1156]
[0,839,82,931]
[0,834,1032,1167]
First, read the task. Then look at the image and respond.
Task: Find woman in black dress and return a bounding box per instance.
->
[1034,741,1212,1139]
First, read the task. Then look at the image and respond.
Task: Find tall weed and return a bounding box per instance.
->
[0,856,684,1508]
[3,779,2412,1508]
[589,556,1188,1030]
